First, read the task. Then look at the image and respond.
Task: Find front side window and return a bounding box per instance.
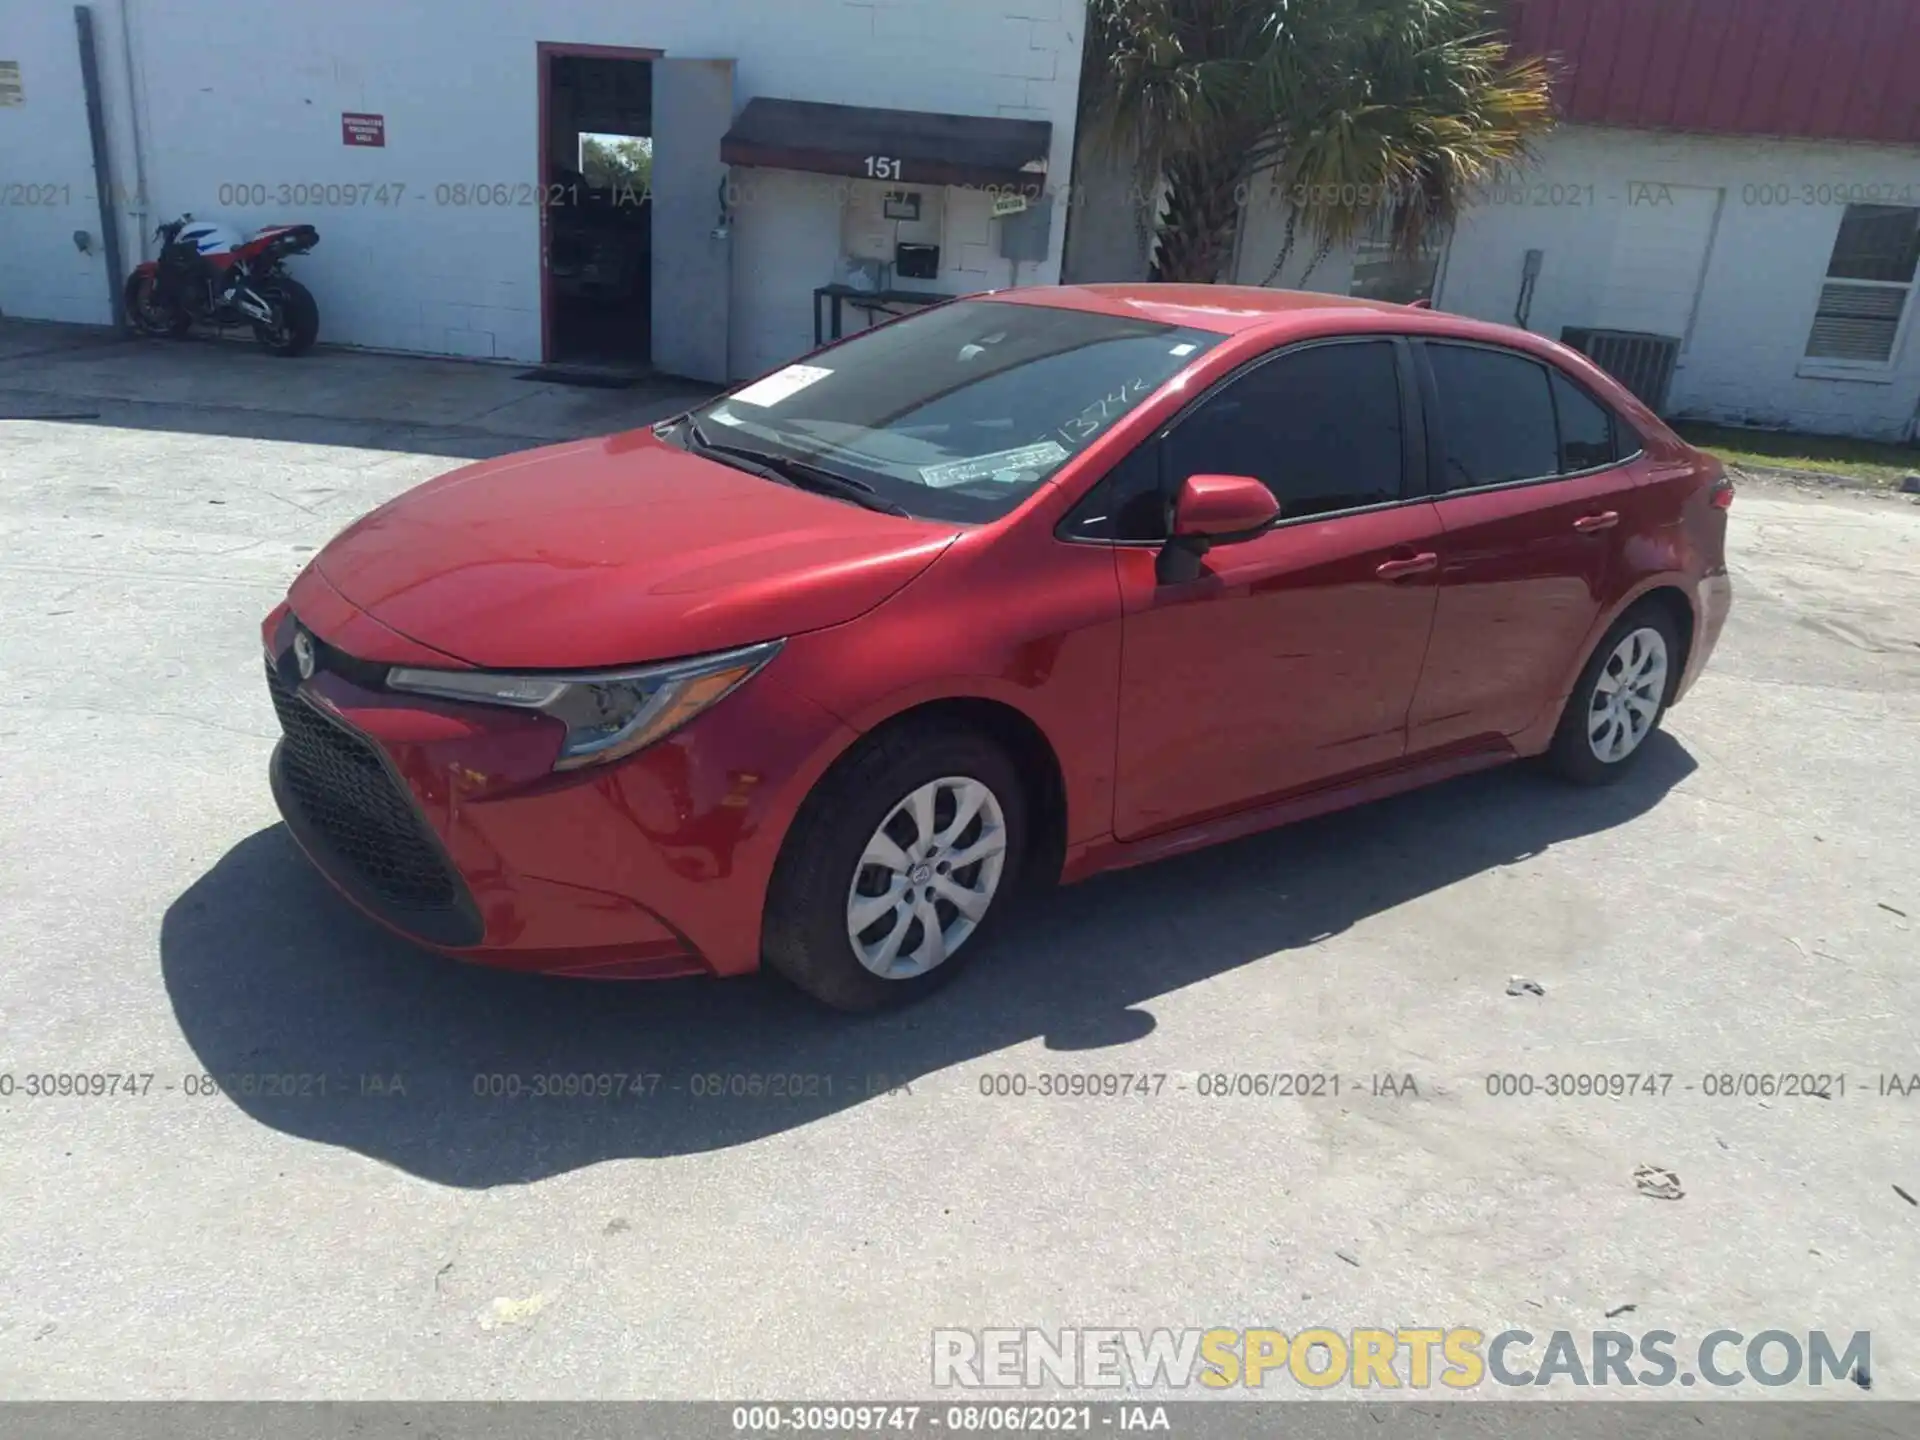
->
[1063,443,1167,542]
[676,300,1223,522]
[1804,204,1920,364]
[1160,340,1405,523]
[1426,343,1559,491]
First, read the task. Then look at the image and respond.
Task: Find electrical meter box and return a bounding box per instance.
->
[997,192,1053,264]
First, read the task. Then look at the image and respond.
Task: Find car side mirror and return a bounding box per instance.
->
[1171,474,1280,538]
[1158,474,1279,583]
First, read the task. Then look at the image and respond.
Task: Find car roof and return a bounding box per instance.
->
[985,283,1420,335]
[981,283,1676,440]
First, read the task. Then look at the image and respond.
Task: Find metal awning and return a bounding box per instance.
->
[720,98,1051,192]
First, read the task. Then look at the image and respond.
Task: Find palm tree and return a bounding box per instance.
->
[579,133,654,194]
[1080,0,1556,287]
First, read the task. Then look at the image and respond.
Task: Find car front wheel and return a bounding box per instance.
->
[1547,606,1680,785]
[763,721,1027,1011]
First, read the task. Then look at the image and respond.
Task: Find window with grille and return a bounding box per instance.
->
[1348,211,1445,305]
[1804,205,1920,364]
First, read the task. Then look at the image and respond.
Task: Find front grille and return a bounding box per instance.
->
[265,663,462,916]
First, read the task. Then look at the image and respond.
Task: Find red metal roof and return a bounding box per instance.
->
[1509,0,1920,145]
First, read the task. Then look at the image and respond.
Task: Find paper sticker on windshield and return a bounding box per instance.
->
[730,364,833,408]
[919,441,1069,488]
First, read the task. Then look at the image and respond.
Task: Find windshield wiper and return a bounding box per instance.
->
[682,424,912,517]
[675,421,802,493]
[772,459,911,518]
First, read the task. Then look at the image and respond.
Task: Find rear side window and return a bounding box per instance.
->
[1426,343,1558,490]
[1161,340,1405,522]
[1549,370,1618,472]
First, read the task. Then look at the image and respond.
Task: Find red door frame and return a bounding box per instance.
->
[536,41,665,364]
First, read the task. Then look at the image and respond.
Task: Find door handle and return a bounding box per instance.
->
[1572,511,1620,533]
[1374,551,1438,581]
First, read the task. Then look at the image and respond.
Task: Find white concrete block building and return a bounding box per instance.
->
[1423,128,1920,443]
[1065,0,1920,443]
[8,0,1919,443]
[0,0,1085,382]
[1216,125,1920,442]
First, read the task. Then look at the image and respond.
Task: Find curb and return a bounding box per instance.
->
[1725,461,1920,501]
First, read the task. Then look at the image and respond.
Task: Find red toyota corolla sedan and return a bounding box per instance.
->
[261,284,1733,1009]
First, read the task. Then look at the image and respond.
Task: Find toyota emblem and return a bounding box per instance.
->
[293,630,316,680]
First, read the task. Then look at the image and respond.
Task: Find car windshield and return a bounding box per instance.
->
[677,299,1224,522]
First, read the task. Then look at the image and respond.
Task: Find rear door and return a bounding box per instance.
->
[1405,339,1640,753]
[651,58,736,383]
[1110,337,1444,840]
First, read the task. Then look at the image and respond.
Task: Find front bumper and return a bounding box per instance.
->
[260,599,857,978]
[266,656,485,949]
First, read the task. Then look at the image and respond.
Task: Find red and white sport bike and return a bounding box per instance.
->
[124,214,321,356]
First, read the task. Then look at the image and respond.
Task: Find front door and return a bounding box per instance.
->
[651,58,736,383]
[1405,340,1632,752]
[1113,338,1442,841]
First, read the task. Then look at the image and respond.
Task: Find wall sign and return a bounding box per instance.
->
[0,61,23,107]
[342,112,386,147]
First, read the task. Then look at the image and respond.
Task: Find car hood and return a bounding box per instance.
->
[313,428,961,670]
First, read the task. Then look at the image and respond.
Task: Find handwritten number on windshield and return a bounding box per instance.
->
[1057,377,1155,446]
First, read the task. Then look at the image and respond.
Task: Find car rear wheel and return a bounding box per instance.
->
[763,721,1027,1011]
[1546,606,1679,785]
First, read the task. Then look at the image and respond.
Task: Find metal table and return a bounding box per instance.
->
[812,284,948,346]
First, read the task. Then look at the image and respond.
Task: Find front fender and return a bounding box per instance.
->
[770,534,1125,851]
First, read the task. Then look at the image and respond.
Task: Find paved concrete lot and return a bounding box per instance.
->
[2,324,1917,1401]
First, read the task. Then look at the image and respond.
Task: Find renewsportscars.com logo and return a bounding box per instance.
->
[931,1327,1872,1391]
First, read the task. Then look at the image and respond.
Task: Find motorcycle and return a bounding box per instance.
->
[123,214,321,357]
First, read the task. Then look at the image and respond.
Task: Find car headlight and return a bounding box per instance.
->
[386,640,783,772]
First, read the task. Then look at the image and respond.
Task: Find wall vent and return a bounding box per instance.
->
[1559,328,1683,414]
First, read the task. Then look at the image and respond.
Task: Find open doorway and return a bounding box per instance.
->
[539,47,658,371]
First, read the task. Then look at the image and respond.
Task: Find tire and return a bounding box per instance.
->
[763,720,1028,1011]
[123,272,192,337]
[1546,604,1681,786]
[253,277,319,357]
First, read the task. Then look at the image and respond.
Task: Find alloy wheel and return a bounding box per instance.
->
[1587,625,1668,763]
[846,775,1008,980]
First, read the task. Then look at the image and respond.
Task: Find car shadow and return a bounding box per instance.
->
[160,736,1696,1184]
